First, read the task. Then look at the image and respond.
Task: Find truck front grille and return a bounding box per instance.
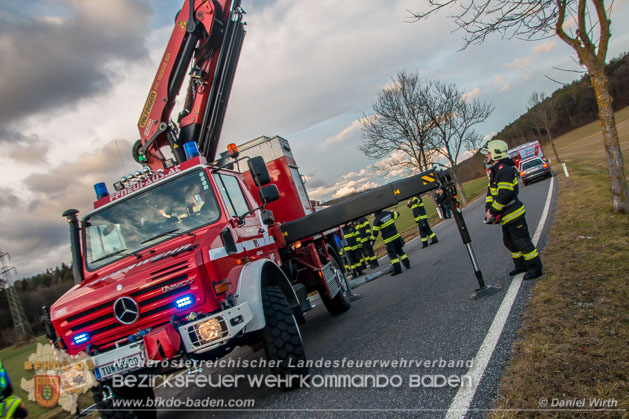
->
[150,261,188,281]
[68,273,189,332]
[64,260,198,349]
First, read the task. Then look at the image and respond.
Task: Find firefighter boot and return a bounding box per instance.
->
[421,240,429,249]
[523,257,543,280]
[430,237,439,245]
[402,258,410,269]
[508,259,527,276]
[390,263,402,276]
[370,260,379,269]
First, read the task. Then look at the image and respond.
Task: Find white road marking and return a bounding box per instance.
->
[445,178,555,419]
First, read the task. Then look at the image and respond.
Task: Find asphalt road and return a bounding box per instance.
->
[156,175,557,418]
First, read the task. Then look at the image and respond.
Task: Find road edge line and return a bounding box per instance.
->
[444,177,555,418]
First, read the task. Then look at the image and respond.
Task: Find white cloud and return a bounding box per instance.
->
[533,41,558,54]
[462,87,482,102]
[562,15,578,30]
[325,119,363,144]
[505,57,532,70]
[308,177,380,201]
[482,132,497,143]
[491,74,505,85]
[0,140,136,277]
[374,149,415,179]
[221,0,456,143]
[308,167,382,201]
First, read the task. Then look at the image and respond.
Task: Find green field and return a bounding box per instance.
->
[1,336,60,418]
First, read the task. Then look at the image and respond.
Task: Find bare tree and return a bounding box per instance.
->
[410,0,629,212]
[359,71,439,175]
[360,73,492,204]
[528,91,561,162]
[425,81,494,204]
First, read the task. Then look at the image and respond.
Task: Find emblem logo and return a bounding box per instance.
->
[35,375,61,408]
[113,297,139,324]
[162,278,193,293]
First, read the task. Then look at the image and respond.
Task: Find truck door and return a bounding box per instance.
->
[213,172,265,255]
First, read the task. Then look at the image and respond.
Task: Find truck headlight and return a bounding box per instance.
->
[194,318,223,344]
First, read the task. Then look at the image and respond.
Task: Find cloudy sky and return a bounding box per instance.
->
[1,0,628,278]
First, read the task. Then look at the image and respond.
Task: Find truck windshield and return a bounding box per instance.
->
[84,169,220,270]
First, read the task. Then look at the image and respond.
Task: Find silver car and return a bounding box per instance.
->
[520,157,552,186]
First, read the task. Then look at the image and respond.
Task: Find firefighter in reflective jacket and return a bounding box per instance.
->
[407,196,438,248]
[0,359,28,419]
[354,216,379,269]
[481,140,543,280]
[372,209,409,276]
[340,223,364,277]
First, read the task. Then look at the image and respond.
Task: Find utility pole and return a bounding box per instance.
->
[0,251,33,340]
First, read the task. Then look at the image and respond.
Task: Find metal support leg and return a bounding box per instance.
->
[438,170,502,300]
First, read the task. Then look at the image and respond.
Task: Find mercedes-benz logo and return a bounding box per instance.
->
[113,296,139,325]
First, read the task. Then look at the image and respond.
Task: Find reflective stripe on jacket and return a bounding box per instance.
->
[0,395,21,419]
[354,217,372,243]
[410,196,428,222]
[372,211,401,244]
[342,225,361,250]
[485,158,525,225]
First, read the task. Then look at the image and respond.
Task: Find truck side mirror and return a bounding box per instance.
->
[259,184,280,204]
[261,209,275,226]
[248,156,271,186]
[236,187,280,225]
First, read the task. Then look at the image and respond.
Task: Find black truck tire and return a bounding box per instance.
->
[319,248,351,315]
[92,380,156,419]
[261,286,308,387]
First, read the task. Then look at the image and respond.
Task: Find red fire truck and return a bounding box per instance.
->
[42,1,448,416]
[508,140,547,171]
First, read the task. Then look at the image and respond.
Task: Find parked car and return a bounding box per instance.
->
[520,157,552,185]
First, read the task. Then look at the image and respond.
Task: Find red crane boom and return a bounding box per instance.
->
[133,0,245,169]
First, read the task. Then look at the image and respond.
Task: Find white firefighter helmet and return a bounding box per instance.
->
[481,139,509,161]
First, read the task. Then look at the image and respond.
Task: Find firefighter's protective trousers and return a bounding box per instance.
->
[373,211,408,272]
[355,217,377,266]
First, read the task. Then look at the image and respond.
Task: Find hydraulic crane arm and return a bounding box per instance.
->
[133,0,246,169]
[281,170,443,243]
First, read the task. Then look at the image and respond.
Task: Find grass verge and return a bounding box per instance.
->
[492,110,629,417]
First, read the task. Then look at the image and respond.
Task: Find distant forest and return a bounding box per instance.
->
[456,51,629,182]
[1,264,74,347]
[1,52,628,348]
